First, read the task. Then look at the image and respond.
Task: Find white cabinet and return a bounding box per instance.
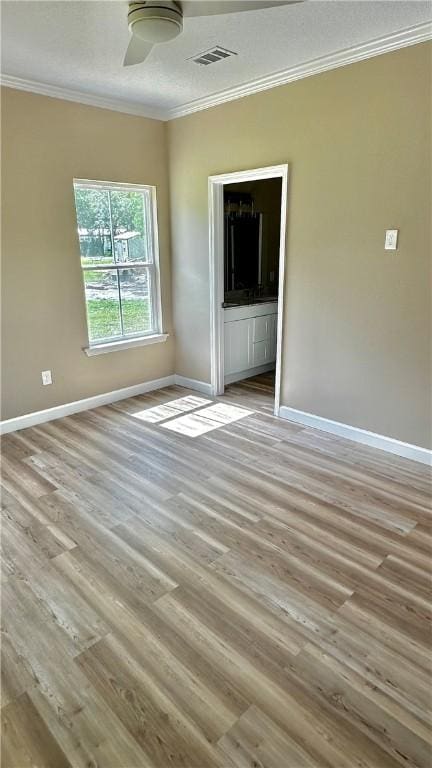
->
[252,339,270,366]
[269,314,277,360]
[224,317,253,375]
[253,315,272,343]
[251,314,277,367]
[224,303,278,381]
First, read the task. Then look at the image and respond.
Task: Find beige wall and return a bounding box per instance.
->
[168,43,432,449]
[1,88,174,420]
[2,44,431,447]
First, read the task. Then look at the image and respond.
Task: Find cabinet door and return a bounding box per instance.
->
[269,314,278,362]
[224,319,252,375]
[252,340,270,366]
[253,315,272,343]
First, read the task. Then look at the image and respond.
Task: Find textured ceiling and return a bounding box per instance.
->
[1,0,431,115]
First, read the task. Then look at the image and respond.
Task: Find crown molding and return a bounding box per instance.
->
[0,73,166,121]
[166,21,432,119]
[1,22,431,122]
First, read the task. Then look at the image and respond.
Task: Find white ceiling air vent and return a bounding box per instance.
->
[189,46,237,66]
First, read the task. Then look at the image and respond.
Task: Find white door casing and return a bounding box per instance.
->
[208,164,289,414]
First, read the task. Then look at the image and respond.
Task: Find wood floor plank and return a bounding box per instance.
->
[287,643,431,767]
[76,633,236,764]
[54,550,250,722]
[1,372,431,767]
[1,633,37,709]
[113,516,305,656]
[302,617,431,726]
[1,693,71,768]
[154,591,405,768]
[2,500,74,560]
[218,704,323,768]
[27,682,152,768]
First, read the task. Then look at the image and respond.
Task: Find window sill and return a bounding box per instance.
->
[84,333,169,357]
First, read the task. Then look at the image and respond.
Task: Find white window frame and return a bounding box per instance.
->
[73,179,167,355]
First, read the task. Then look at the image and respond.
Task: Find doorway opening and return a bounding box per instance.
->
[208,164,288,415]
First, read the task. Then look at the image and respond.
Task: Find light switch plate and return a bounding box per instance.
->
[41,370,52,385]
[385,229,398,250]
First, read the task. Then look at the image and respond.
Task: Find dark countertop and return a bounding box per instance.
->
[223,297,278,308]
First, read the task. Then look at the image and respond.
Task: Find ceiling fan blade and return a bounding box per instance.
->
[123,35,154,66]
[181,0,298,18]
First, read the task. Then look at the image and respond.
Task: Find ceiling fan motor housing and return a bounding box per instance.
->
[128,1,183,43]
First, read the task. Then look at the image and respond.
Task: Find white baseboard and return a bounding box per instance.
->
[278,406,431,466]
[3,377,430,468]
[174,375,214,396]
[0,375,175,435]
[224,363,275,386]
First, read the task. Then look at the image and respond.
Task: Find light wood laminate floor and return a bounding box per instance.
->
[1,373,431,768]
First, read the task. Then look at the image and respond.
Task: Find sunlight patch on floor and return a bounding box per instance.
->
[162,402,253,437]
[132,395,212,423]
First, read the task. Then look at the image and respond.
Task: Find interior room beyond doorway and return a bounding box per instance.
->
[223,177,282,398]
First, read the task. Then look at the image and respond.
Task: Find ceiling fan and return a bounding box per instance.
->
[124,0,300,66]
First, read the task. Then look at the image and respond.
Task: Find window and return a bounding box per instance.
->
[73,179,163,348]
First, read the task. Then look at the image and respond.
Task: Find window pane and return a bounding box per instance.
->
[83,269,122,342]
[110,190,151,264]
[119,267,153,336]
[74,188,113,266]
[74,182,161,346]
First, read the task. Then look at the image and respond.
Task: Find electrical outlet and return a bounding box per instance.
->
[41,370,52,386]
[384,229,398,250]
